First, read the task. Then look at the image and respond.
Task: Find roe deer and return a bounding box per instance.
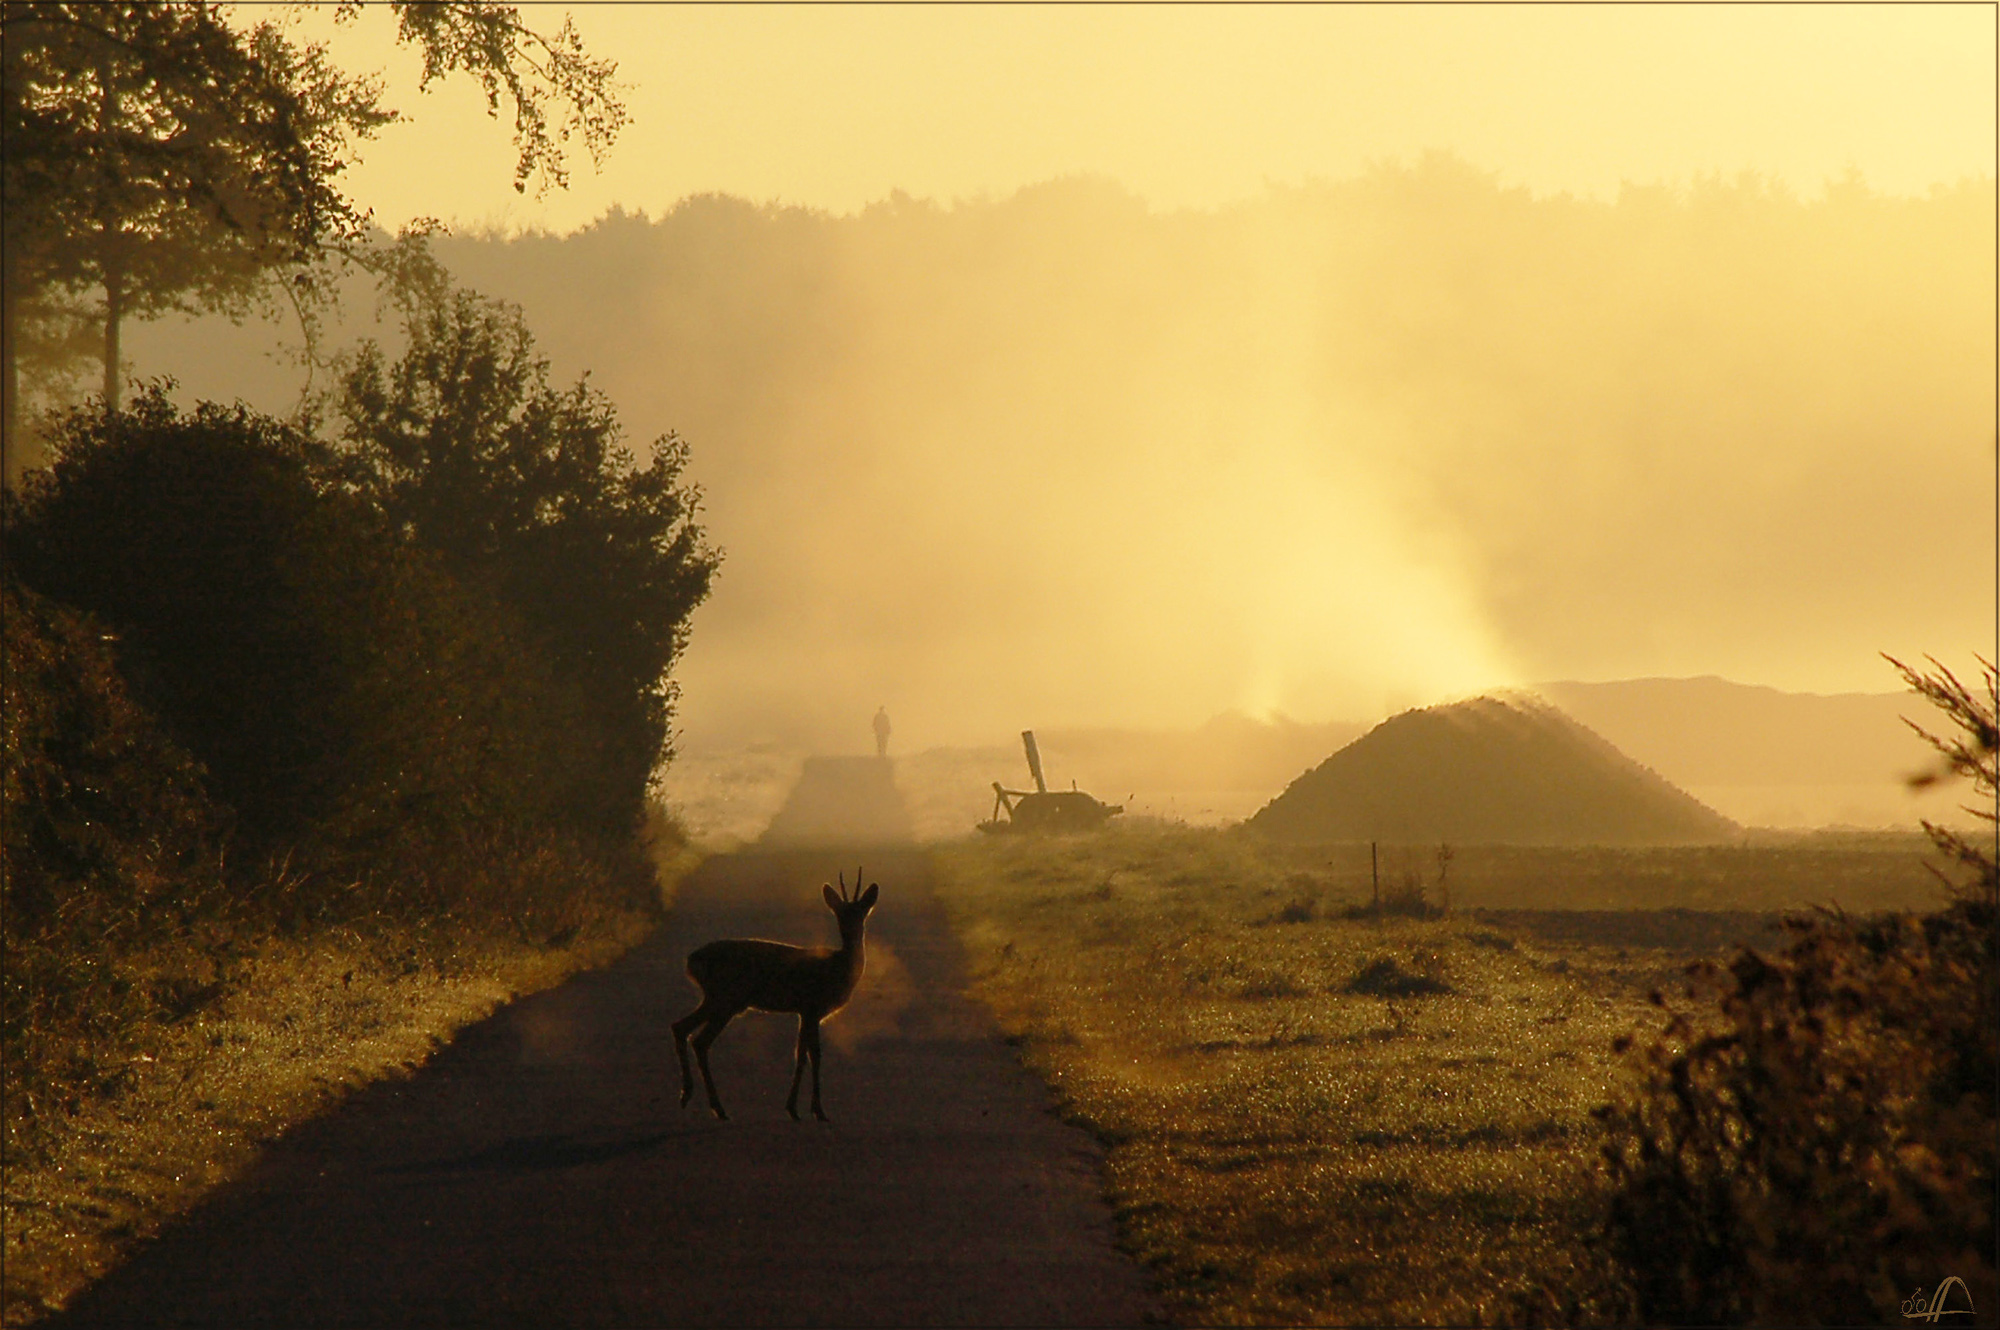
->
[672,868,879,1121]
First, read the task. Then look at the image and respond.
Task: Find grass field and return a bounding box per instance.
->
[1,921,648,1325]
[932,822,1944,1325]
[1,829,705,1327]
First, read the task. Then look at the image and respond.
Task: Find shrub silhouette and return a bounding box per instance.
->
[1343,955,1454,997]
[337,291,719,839]
[2,388,623,907]
[5,391,529,854]
[1,575,219,943]
[1597,657,1997,1324]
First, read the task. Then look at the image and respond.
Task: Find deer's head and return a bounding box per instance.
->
[824,866,879,942]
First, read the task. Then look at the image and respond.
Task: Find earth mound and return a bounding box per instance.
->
[1248,695,1738,845]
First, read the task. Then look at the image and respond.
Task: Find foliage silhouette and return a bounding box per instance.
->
[4,386,554,860]
[1,1,389,441]
[1887,652,1999,910]
[337,289,720,838]
[2,1,626,467]
[1597,657,1998,1324]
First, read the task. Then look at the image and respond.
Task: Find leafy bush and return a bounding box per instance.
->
[1,574,220,942]
[5,389,551,860]
[2,387,685,923]
[336,290,720,838]
[1597,658,1998,1324]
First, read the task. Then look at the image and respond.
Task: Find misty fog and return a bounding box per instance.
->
[123,156,1996,753]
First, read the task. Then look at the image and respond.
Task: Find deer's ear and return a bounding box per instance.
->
[824,884,842,909]
[860,883,879,908]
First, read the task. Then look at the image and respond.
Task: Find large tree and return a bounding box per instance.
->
[0,1,626,475]
[2,4,383,419]
[4,385,572,857]
[337,290,720,835]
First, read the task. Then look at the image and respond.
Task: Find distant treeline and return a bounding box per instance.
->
[437,160,1991,735]
[115,158,1993,740]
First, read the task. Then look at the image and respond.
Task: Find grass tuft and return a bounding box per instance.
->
[933,821,1937,1325]
[1343,956,1455,997]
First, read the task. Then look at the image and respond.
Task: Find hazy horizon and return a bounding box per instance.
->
[122,164,1996,754]
[273,4,1995,230]
[31,4,1997,764]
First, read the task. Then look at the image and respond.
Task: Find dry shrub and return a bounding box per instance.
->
[1597,901,1996,1324]
[1593,654,1998,1325]
[0,578,222,940]
[1341,876,1444,920]
[1343,953,1455,997]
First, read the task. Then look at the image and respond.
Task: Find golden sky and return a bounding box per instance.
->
[148,4,1993,753]
[288,3,1995,231]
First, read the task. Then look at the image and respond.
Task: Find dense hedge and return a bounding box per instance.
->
[1,575,219,946]
[1599,902,1996,1324]
[6,392,558,864]
[337,291,720,840]
[6,287,718,866]
[1597,660,1998,1324]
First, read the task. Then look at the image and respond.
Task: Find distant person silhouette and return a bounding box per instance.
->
[872,706,891,758]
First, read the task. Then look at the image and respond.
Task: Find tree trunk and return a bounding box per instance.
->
[96,49,124,413]
[2,267,20,483]
[102,265,123,411]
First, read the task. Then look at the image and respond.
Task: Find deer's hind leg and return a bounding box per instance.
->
[688,1009,737,1120]
[673,999,735,1118]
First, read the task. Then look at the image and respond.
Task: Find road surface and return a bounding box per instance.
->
[53,846,1159,1327]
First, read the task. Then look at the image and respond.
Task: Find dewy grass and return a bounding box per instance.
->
[0,849,691,1329]
[932,823,1936,1325]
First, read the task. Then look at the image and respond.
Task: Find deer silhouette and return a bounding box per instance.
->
[672,868,879,1122]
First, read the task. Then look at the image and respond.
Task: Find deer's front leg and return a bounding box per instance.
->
[690,1016,731,1120]
[786,1019,811,1121]
[804,1019,829,1122]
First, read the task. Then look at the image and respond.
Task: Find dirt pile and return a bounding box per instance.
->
[1248,695,1738,845]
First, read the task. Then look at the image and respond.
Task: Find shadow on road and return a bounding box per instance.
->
[51,770,1158,1329]
[378,1127,697,1177]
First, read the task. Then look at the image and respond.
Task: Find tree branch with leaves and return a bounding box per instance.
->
[1887,652,1999,908]
[1,0,627,476]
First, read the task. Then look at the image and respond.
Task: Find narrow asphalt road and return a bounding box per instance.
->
[54,847,1159,1327]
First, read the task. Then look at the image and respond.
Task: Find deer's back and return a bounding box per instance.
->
[687,938,847,1015]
